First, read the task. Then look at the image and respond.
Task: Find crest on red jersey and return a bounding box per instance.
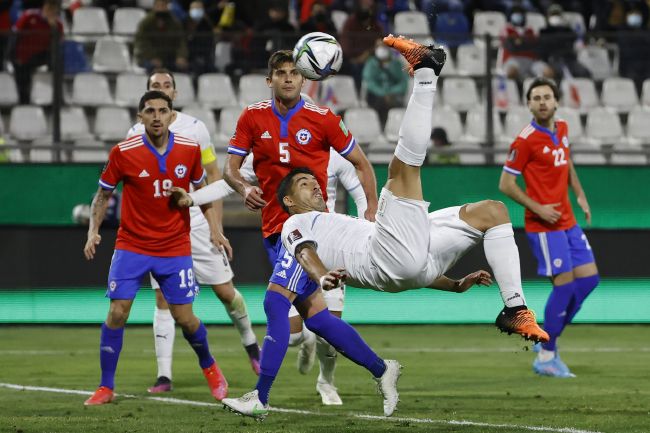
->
[296,129,312,145]
[174,164,187,178]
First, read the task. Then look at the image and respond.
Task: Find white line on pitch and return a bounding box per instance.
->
[0,382,603,433]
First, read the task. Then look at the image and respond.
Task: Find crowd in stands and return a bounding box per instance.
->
[2,0,650,165]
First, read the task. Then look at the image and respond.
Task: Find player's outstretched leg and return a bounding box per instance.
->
[288,307,317,374]
[149,289,175,393]
[315,336,342,405]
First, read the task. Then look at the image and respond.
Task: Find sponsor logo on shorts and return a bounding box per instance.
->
[109,281,117,291]
[295,128,312,145]
[175,164,188,179]
[287,229,303,244]
[553,258,563,268]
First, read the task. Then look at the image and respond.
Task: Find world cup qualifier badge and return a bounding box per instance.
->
[296,128,312,145]
[562,136,570,147]
[174,164,187,178]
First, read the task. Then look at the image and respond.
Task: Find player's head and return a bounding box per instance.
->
[138,90,174,139]
[267,50,305,104]
[526,77,559,124]
[277,167,326,215]
[147,69,177,102]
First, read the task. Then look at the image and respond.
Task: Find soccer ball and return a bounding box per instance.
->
[293,32,343,81]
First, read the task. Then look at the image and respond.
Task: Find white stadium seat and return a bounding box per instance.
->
[216,106,243,148]
[431,105,463,143]
[394,11,431,38]
[321,75,360,112]
[442,77,479,112]
[0,72,19,106]
[9,105,48,141]
[115,72,147,108]
[560,77,599,113]
[72,73,113,106]
[112,7,147,41]
[584,107,623,146]
[473,11,506,37]
[172,73,195,108]
[456,43,486,75]
[577,45,612,81]
[94,106,133,142]
[30,72,53,105]
[92,37,132,73]
[71,7,110,41]
[238,74,271,107]
[343,107,388,148]
[61,106,93,141]
[182,105,218,136]
[555,106,584,144]
[384,107,406,143]
[198,73,237,109]
[601,77,639,113]
[463,106,503,145]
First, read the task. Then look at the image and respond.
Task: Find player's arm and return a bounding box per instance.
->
[83,187,112,260]
[568,159,591,225]
[344,146,378,221]
[200,160,234,259]
[224,153,266,211]
[294,243,346,291]
[498,170,561,224]
[335,153,368,218]
[427,270,492,293]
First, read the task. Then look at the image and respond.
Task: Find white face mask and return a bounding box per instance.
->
[375,46,390,61]
[627,13,643,28]
[548,15,564,26]
[189,8,204,21]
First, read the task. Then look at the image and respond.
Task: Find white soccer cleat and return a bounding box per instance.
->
[316,380,343,405]
[297,331,317,374]
[374,359,402,417]
[222,390,269,420]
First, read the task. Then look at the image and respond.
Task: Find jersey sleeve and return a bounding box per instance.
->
[194,119,217,165]
[325,111,356,157]
[503,136,532,176]
[189,146,207,185]
[99,146,123,191]
[281,214,317,256]
[126,122,144,139]
[227,108,253,157]
[332,151,367,219]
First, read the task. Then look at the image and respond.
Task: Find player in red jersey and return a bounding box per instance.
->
[499,78,599,378]
[83,91,228,405]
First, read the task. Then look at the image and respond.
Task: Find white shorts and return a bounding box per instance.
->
[288,287,345,318]
[151,222,234,289]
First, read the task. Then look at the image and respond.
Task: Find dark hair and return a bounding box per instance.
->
[138,90,173,111]
[268,50,295,78]
[526,77,560,101]
[277,167,315,214]
[147,68,176,90]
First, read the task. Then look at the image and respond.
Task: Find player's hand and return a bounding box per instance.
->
[535,202,561,224]
[170,186,193,208]
[364,203,377,222]
[84,232,101,260]
[455,270,492,293]
[244,185,266,211]
[577,194,591,225]
[211,230,233,261]
[319,269,346,291]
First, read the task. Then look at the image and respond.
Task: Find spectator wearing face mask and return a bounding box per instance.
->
[361,39,408,125]
[184,1,215,76]
[618,6,650,94]
[300,0,338,35]
[499,6,552,81]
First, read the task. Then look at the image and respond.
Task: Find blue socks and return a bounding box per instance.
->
[565,274,599,324]
[542,280,575,352]
[183,321,214,369]
[304,309,386,378]
[256,290,291,405]
[99,323,124,390]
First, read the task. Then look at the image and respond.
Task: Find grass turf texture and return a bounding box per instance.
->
[1,325,648,433]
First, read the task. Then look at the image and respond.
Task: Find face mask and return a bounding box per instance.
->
[627,13,642,28]
[375,46,390,60]
[510,13,524,26]
[548,15,563,26]
[189,8,204,21]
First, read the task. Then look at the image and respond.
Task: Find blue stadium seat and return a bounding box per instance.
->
[434,12,471,48]
[63,40,90,75]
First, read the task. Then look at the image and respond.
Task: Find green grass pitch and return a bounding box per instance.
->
[1,324,648,433]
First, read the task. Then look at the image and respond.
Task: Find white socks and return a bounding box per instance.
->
[225,289,257,347]
[394,68,438,167]
[153,307,175,379]
[316,336,337,385]
[483,223,527,308]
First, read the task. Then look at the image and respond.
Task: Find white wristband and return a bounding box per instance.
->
[319,275,327,288]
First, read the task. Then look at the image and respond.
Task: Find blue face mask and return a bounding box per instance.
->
[510,13,524,26]
[627,13,643,28]
[189,8,204,21]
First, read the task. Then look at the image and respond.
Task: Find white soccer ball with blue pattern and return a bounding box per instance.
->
[293,32,343,81]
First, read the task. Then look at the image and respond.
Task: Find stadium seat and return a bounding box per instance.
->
[214,41,232,73]
[70,139,109,162]
[463,105,503,145]
[601,77,639,113]
[63,40,91,75]
[172,73,195,108]
[216,106,242,148]
[584,107,623,146]
[555,106,584,144]
[563,11,586,35]
[238,74,271,107]
[623,106,650,146]
[441,77,479,112]
[182,105,218,136]
[94,106,133,142]
[319,75,360,112]
[394,11,431,38]
[492,77,520,112]
[0,72,19,107]
[71,7,110,42]
[577,45,612,81]
[72,73,114,106]
[431,105,463,142]
[434,11,472,48]
[343,107,389,150]
[92,37,132,73]
[198,73,237,109]
[61,106,93,141]
[501,105,533,148]
[384,107,405,143]
[525,12,546,34]
[136,0,154,8]
[641,79,650,106]
[456,43,486,75]
[560,77,599,113]
[29,72,53,106]
[331,10,348,33]
[9,105,48,142]
[458,152,487,165]
[473,11,506,38]
[112,7,147,41]
[115,72,147,107]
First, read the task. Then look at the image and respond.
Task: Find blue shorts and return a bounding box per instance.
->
[264,234,319,303]
[107,249,198,304]
[526,225,596,277]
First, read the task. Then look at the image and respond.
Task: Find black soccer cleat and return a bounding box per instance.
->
[383,34,446,76]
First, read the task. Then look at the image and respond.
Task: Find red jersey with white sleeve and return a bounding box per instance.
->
[99,133,206,256]
[503,119,576,232]
[228,98,357,238]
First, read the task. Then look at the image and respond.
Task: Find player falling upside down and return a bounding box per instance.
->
[211,35,546,420]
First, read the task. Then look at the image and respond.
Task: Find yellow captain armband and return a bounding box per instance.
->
[201,146,217,165]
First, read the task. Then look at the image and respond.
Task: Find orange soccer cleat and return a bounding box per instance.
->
[203,362,229,401]
[382,34,446,76]
[495,306,550,343]
[84,386,114,406]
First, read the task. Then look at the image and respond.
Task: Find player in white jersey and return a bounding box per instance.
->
[181,149,367,405]
[273,36,549,344]
[127,69,260,393]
